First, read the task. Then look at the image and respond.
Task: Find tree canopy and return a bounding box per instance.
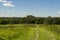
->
[0,15,60,24]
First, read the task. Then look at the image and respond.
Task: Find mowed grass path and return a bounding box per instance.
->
[0,24,59,40]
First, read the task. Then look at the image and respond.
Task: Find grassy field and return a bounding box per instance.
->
[0,24,60,40]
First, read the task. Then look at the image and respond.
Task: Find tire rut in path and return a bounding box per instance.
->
[34,25,39,40]
[34,25,57,40]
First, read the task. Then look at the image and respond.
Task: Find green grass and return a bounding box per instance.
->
[0,24,60,40]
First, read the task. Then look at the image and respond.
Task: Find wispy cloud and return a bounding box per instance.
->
[57,12,60,14]
[0,0,15,7]
[3,2,15,7]
[54,3,57,6]
[0,0,7,2]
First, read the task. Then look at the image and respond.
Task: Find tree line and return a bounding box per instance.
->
[0,15,60,24]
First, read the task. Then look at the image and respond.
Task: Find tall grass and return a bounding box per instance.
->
[0,24,59,40]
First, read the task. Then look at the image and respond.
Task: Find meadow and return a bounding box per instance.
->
[0,24,60,40]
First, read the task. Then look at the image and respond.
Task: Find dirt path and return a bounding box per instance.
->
[34,25,39,40]
[39,27,57,40]
[34,25,57,40]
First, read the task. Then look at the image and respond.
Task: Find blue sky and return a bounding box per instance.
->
[0,0,60,17]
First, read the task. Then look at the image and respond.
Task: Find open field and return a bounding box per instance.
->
[0,24,60,40]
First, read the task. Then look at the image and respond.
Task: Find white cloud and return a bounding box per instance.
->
[0,0,15,7]
[0,0,7,2]
[3,2,15,7]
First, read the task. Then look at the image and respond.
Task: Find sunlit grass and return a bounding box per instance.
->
[0,24,59,40]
